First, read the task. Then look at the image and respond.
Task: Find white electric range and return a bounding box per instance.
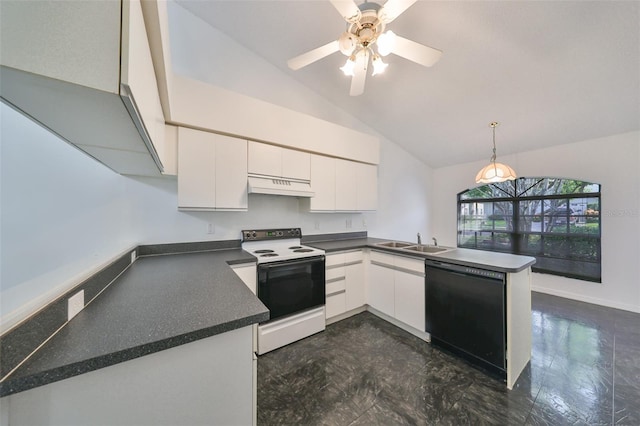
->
[241,228,326,354]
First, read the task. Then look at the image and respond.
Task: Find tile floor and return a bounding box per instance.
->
[257,292,640,425]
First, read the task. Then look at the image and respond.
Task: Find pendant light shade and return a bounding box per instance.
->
[475,122,517,184]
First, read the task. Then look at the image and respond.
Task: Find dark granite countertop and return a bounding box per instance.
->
[1,233,534,397]
[305,237,535,273]
[1,248,268,397]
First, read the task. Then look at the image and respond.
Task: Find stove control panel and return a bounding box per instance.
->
[242,228,302,241]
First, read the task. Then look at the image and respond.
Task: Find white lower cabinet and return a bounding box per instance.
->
[368,251,426,332]
[368,262,395,317]
[345,256,365,311]
[394,271,425,331]
[325,251,365,320]
[3,326,255,425]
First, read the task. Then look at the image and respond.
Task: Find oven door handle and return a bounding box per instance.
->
[261,256,325,270]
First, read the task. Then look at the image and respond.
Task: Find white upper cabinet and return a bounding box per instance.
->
[178,128,248,211]
[309,155,336,211]
[0,0,165,176]
[309,155,377,212]
[248,142,310,181]
[248,143,281,177]
[356,162,378,211]
[282,149,311,181]
[335,159,358,211]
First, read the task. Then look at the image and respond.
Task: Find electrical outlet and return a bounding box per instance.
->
[362,219,367,228]
[346,219,352,229]
[130,250,136,264]
[314,221,320,230]
[68,290,84,321]
[207,223,215,234]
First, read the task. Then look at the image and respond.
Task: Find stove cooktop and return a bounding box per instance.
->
[241,228,325,263]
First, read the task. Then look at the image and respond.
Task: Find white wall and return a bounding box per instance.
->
[139,0,433,243]
[432,131,640,313]
[0,1,433,328]
[0,104,137,329]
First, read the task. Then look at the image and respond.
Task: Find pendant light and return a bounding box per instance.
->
[475,122,517,184]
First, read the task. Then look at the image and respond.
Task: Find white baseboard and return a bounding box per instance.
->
[366,306,430,341]
[532,286,640,314]
[325,306,367,325]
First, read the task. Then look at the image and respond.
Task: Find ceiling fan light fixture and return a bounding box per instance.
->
[340,56,356,76]
[371,55,388,76]
[475,122,517,184]
[338,32,357,56]
[288,0,441,96]
[376,30,396,56]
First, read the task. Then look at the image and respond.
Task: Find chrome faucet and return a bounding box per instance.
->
[432,237,438,246]
[417,233,422,244]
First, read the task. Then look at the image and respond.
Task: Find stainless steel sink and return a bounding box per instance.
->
[403,245,450,254]
[375,241,413,249]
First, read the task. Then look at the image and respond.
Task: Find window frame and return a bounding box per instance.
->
[457,178,602,282]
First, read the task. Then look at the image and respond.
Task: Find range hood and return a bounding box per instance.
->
[248,175,314,198]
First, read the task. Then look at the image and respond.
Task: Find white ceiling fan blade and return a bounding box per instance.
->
[379,0,417,23]
[330,0,361,22]
[350,50,369,96]
[389,34,442,67]
[287,40,340,70]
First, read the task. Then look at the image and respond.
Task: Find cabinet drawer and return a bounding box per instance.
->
[395,256,425,275]
[326,292,346,319]
[326,277,346,295]
[325,253,346,267]
[344,250,363,264]
[326,267,345,281]
[370,250,395,267]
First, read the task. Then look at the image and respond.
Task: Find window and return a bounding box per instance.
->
[458,178,601,282]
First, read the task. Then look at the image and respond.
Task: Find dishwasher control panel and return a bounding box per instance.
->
[462,267,504,280]
[425,259,505,281]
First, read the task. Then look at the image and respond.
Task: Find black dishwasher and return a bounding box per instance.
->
[425,259,506,378]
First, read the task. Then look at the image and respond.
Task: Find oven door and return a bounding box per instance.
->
[258,256,325,323]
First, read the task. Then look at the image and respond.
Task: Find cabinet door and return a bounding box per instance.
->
[368,263,395,317]
[282,148,310,181]
[356,163,378,211]
[309,154,336,211]
[215,135,248,210]
[326,276,347,319]
[394,271,425,332]
[0,0,120,93]
[178,127,215,209]
[248,142,281,176]
[335,159,358,211]
[121,0,166,165]
[345,261,365,311]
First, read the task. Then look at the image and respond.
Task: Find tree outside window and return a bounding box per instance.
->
[458,178,601,282]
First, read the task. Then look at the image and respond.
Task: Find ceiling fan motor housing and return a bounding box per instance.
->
[348,3,386,48]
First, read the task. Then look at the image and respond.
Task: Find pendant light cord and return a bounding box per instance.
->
[490,122,498,163]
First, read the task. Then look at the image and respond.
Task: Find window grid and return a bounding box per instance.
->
[457,179,601,282]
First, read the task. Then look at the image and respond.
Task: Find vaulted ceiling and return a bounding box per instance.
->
[174,1,640,168]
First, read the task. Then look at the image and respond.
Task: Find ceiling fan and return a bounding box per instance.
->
[287,0,443,96]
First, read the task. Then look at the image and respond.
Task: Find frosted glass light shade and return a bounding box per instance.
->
[371,56,388,75]
[475,161,517,183]
[340,58,356,76]
[376,30,396,56]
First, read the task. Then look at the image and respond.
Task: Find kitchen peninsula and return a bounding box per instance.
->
[0,233,534,425]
